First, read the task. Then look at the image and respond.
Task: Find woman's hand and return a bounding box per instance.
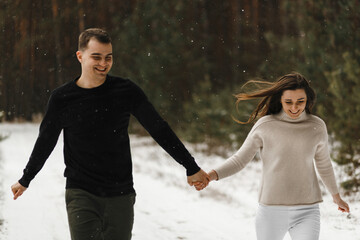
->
[208,170,219,181]
[192,170,219,190]
[332,193,350,213]
[188,169,210,191]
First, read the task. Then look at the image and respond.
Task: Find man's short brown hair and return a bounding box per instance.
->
[78,28,112,51]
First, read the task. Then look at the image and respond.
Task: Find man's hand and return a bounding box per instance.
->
[11,182,27,200]
[187,169,210,191]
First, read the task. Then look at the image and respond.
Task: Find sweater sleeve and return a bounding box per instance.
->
[18,92,63,188]
[314,123,339,195]
[130,83,200,176]
[215,123,263,180]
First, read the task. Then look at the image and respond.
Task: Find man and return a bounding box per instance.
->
[11,28,209,240]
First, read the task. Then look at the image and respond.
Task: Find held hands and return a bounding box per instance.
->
[188,169,218,191]
[187,169,210,191]
[11,182,27,200]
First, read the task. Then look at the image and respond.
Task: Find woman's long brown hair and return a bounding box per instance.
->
[235,72,316,124]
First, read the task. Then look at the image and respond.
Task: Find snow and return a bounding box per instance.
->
[0,123,359,240]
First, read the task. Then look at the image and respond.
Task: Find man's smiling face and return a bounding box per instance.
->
[76,38,113,82]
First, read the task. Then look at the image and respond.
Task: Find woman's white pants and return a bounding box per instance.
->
[255,204,320,240]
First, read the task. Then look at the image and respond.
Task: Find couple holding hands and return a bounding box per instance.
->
[11,28,349,240]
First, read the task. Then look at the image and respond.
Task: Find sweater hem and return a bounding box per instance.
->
[258,199,323,206]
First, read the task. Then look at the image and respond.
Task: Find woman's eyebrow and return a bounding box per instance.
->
[284,97,306,101]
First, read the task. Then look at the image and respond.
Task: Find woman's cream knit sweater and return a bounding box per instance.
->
[215,110,339,205]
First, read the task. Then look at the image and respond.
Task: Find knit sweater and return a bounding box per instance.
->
[215,110,339,205]
[19,75,200,197]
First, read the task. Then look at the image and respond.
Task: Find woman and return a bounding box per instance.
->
[203,72,349,240]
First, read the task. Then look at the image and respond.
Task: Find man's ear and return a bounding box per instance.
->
[76,51,82,63]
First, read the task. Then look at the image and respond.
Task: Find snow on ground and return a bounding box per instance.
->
[0,123,358,240]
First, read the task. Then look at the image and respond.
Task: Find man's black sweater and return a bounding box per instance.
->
[19,75,200,197]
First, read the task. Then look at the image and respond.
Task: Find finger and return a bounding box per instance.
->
[13,190,20,200]
[338,206,347,213]
[198,178,208,186]
[339,203,350,212]
[204,177,210,184]
[195,185,203,191]
[14,189,23,200]
[187,179,194,186]
[194,180,206,188]
[195,183,207,191]
[345,203,350,212]
[202,172,210,181]
[194,183,202,190]
[205,174,211,181]
[11,185,18,195]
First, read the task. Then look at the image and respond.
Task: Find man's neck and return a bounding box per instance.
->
[77,75,106,89]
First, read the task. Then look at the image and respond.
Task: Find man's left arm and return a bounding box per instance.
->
[131,86,209,189]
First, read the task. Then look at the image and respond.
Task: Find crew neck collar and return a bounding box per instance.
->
[276,109,308,123]
[73,75,110,91]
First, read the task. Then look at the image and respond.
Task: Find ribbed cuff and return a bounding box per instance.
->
[18,177,31,188]
[185,160,201,176]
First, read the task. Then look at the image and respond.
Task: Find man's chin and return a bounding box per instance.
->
[96,71,108,77]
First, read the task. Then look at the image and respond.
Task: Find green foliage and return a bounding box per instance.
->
[180,77,253,155]
[341,179,360,193]
[259,31,301,79]
[324,51,360,193]
[112,0,209,124]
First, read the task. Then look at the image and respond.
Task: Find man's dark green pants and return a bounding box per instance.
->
[65,188,136,240]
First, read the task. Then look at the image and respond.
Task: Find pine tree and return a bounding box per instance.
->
[325,51,360,193]
[112,0,209,124]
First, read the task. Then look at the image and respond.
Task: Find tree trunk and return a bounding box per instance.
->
[51,0,63,86]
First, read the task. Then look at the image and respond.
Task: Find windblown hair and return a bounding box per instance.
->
[78,28,112,51]
[235,72,316,124]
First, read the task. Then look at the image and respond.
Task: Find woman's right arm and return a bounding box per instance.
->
[213,127,262,180]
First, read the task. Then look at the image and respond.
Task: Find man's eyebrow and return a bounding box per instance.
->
[90,53,113,56]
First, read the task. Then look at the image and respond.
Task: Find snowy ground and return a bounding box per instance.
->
[0,123,358,240]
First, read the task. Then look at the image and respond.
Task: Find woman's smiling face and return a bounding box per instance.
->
[280,89,307,119]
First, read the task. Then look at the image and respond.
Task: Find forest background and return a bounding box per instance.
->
[0,0,359,194]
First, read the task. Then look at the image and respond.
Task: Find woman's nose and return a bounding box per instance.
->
[291,104,298,110]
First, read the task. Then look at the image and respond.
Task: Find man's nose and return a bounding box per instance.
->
[99,59,107,66]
